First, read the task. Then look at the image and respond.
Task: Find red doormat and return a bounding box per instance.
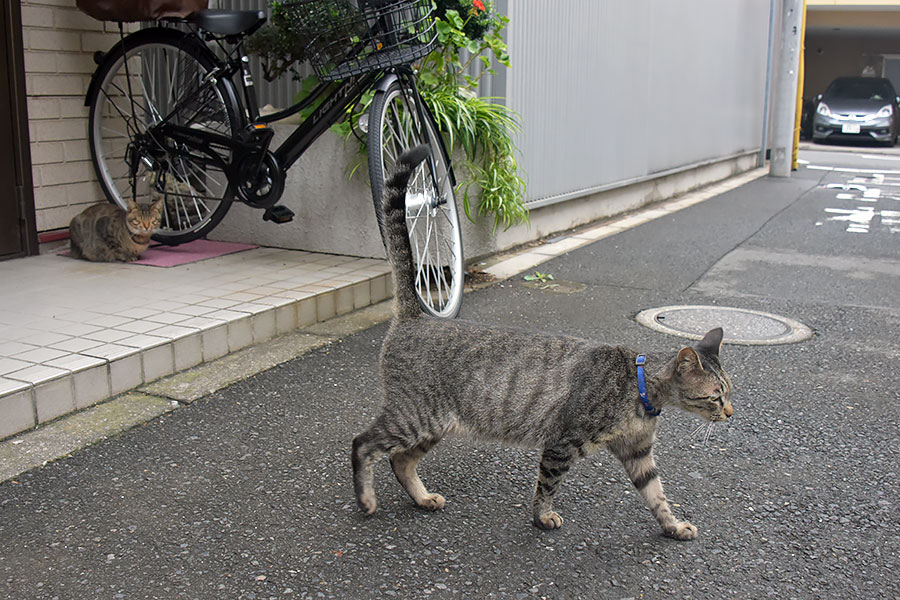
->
[131,240,258,267]
[60,239,257,267]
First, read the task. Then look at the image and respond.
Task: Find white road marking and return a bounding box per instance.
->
[807,165,900,174]
[825,183,867,191]
[855,154,900,162]
[809,157,899,232]
[881,210,900,233]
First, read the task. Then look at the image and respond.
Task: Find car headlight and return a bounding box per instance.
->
[876,105,893,118]
[817,102,831,117]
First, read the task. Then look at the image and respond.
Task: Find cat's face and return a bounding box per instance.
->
[125,199,163,236]
[671,328,734,422]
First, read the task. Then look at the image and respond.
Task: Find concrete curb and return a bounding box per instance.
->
[482,168,768,281]
[0,265,393,442]
[0,302,395,482]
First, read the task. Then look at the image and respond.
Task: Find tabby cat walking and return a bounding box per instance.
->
[352,146,734,540]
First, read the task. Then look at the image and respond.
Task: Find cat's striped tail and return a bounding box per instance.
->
[382,145,431,319]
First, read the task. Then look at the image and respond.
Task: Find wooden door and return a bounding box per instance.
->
[0,1,37,260]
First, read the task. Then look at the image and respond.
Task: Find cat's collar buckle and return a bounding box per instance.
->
[636,355,661,417]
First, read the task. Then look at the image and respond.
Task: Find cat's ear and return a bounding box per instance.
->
[696,327,724,356]
[124,197,138,210]
[676,347,703,375]
[149,197,164,215]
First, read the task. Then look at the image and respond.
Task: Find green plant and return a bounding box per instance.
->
[420,0,528,232]
[524,271,554,283]
[421,0,510,93]
[523,271,557,289]
[245,0,528,230]
[422,87,526,229]
[244,1,310,82]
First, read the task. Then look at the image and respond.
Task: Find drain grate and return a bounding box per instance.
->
[635,305,813,345]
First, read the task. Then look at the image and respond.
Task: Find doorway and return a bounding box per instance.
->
[1,2,37,260]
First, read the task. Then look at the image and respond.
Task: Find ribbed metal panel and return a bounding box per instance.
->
[504,1,770,206]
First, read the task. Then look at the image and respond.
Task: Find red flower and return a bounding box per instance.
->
[472,0,485,12]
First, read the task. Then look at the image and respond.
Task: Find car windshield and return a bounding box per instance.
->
[825,79,894,101]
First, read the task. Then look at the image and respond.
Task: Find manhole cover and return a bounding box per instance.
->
[635,305,813,345]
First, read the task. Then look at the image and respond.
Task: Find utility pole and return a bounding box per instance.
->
[770,0,804,177]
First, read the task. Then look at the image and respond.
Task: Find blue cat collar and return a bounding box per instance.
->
[636,355,661,417]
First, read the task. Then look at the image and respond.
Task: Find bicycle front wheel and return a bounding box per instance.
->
[87,28,242,245]
[368,80,464,318]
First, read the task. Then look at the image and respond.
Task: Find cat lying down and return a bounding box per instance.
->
[353,147,733,540]
[69,198,163,262]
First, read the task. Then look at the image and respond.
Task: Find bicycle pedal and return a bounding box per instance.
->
[263,205,294,224]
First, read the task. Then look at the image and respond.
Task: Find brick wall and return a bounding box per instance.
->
[21,1,127,233]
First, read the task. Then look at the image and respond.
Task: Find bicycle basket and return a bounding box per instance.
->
[282,0,436,81]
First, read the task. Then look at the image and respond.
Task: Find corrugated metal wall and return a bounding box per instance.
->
[211,0,771,207]
[503,1,770,207]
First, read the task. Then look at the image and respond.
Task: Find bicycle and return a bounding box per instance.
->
[83,0,464,318]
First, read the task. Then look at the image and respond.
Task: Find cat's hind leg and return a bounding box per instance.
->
[351,426,388,514]
[532,443,578,530]
[390,436,445,511]
[609,436,697,541]
[352,416,439,515]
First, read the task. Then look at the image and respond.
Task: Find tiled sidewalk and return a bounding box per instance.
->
[0,247,392,440]
[0,166,770,444]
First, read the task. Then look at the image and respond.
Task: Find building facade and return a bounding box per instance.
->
[3,1,779,262]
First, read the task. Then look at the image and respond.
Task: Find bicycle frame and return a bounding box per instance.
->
[259,73,380,171]
[85,16,464,317]
[90,23,445,225]
[151,74,378,169]
[141,37,397,198]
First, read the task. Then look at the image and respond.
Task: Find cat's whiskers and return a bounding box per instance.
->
[703,423,714,446]
[684,422,705,443]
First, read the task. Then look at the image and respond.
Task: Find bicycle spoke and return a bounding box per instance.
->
[175,159,210,223]
[99,86,146,139]
[371,82,463,317]
[417,203,437,304]
[90,35,235,243]
[139,62,164,124]
[167,47,178,114]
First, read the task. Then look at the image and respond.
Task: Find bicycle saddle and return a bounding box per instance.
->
[187,9,266,36]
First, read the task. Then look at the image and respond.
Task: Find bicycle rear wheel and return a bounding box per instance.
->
[368,79,464,318]
[87,28,242,245]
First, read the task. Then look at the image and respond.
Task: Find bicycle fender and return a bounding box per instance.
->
[84,62,103,107]
[373,74,399,94]
[84,53,105,107]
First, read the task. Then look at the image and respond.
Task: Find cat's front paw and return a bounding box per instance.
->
[664,520,698,541]
[533,511,564,530]
[416,493,445,511]
[357,492,377,515]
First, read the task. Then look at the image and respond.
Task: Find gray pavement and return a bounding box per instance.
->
[1,150,899,599]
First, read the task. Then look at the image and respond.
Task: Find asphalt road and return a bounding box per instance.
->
[1,148,898,600]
